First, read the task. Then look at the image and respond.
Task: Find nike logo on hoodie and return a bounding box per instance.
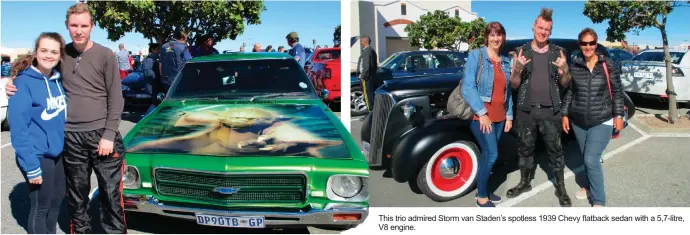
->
[41,95,66,120]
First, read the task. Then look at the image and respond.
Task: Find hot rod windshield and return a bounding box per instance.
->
[167,59,317,99]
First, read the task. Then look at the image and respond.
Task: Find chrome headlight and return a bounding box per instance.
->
[122,166,140,189]
[327,175,368,202]
[401,103,416,120]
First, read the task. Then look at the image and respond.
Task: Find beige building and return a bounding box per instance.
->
[351,0,478,72]
[1,46,33,63]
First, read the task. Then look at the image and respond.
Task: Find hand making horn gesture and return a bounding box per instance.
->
[513,48,531,73]
[553,50,568,74]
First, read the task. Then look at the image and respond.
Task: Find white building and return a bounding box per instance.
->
[351,0,478,71]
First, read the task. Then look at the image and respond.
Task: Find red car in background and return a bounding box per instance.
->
[307,48,341,111]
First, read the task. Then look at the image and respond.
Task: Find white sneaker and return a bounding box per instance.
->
[575,188,589,199]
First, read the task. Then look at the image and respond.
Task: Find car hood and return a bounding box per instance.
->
[125,102,352,159]
[381,73,463,99]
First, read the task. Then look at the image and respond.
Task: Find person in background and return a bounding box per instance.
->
[316,45,321,50]
[191,35,219,57]
[159,29,192,92]
[357,36,378,111]
[142,43,161,114]
[324,45,329,48]
[277,46,285,53]
[562,28,624,207]
[286,32,306,68]
[265,45,274,52]
[116,44,131,79]
[252,43,262,52]
[461,22,513,207]
[239,46,245,52]
[9,32,68,234]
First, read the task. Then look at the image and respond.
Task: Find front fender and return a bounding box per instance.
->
[390,118,476,183]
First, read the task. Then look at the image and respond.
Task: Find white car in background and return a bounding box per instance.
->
[1,76,9,131]
[621,49,690,106]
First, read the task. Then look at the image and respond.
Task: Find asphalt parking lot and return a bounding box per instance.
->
[350,98,690,208]
[1,108,342,234]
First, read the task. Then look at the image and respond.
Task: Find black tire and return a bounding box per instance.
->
[416,140,480,202]
[350,85,369,116]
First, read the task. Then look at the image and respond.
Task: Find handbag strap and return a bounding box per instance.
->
[475,50,483,84]
[602,61,612,100]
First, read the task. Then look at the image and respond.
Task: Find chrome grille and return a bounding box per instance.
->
[154,168,307,204]
[368,94,394,166]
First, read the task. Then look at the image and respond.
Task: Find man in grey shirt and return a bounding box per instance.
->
[116,43,131,79]
[5,3,127,233]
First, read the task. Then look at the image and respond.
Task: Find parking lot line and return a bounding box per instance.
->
[497,135,652,207]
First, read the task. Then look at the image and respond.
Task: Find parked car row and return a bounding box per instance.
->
[350,50,469,116]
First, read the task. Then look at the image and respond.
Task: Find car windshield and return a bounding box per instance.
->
[633,51,685,64]
[379,53,401,69]
[315,50,341,60]
[167,59,316,99]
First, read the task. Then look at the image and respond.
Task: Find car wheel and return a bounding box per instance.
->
[417,140,479,202]
[350,85,368,116]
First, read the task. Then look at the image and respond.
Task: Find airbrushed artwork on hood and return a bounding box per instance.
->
[126,104,350,158]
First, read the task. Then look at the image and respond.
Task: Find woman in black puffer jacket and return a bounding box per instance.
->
[561,28,625,207]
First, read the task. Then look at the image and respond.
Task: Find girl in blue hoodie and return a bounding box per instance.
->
[9,32,67,234]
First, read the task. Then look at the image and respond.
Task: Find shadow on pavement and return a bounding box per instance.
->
[486,132,586,197]
[9,182,30,232]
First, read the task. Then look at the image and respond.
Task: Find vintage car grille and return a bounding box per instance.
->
[154,168,307,204]
[368,93,394,166]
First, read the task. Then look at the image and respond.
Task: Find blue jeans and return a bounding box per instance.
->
[571,122,612,206]
[470,120,505,198]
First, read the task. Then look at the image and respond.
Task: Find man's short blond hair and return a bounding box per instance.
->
[537,7,553,22]
[66,3,93,23]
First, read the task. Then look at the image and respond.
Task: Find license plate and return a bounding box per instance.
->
[634,72,653,79]
[195,214,265,228]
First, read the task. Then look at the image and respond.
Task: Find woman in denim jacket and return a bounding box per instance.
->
[461,22,514,207]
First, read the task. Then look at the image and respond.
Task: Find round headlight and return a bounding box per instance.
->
[122,166,139,188]
[331,176,363,198]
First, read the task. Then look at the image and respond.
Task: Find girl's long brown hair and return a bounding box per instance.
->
[10,32,66,80]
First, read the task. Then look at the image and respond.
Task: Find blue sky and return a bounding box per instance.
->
[472,1,690,47]
[1,0,341,53]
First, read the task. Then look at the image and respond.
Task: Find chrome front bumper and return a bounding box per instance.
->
[123,195,368,226]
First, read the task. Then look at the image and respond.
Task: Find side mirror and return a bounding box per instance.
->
[320,89,330,99]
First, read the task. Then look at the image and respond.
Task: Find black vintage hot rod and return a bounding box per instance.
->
[359,39,636,202]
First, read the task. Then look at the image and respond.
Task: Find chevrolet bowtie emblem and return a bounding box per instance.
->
[213,187,240,195]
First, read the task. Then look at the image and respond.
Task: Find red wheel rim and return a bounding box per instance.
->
[430,147,474,192]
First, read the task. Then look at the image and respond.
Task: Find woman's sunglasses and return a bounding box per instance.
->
[579,40,597,46]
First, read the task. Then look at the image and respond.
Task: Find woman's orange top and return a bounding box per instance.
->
[473,58,507,122]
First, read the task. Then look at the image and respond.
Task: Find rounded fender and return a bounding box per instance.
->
[390,118,476,183]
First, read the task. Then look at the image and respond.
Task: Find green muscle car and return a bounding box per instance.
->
[119,53,369,231]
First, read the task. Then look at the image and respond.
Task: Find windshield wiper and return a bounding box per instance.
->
[181,97,219,103]
[249,92,306,102]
